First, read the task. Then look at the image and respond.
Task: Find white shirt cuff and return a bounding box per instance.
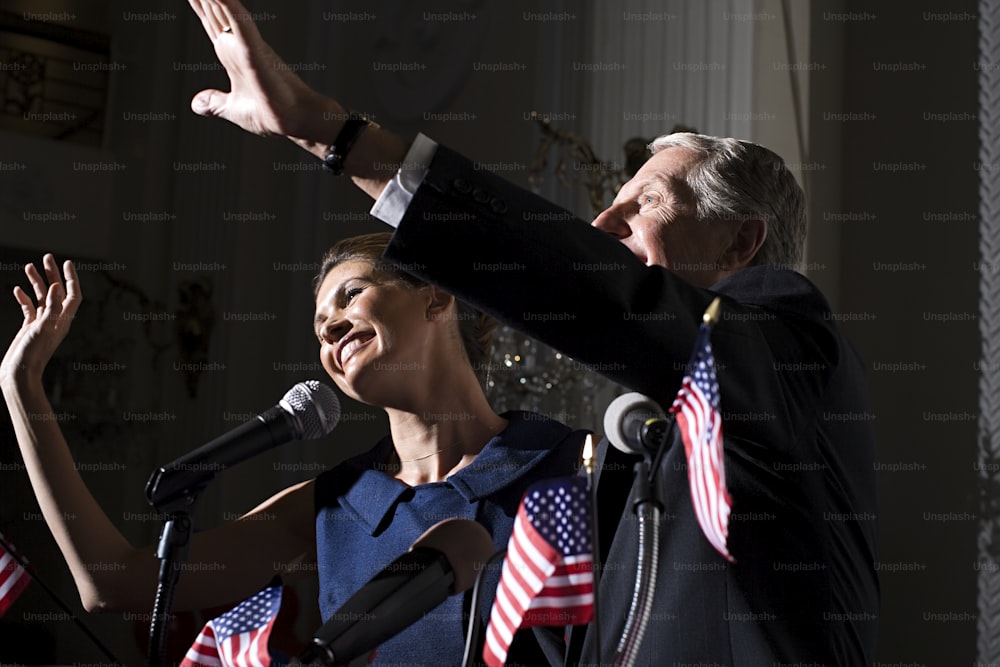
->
[369,133,439,228]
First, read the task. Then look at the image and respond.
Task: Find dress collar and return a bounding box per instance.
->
[337,411,574,534]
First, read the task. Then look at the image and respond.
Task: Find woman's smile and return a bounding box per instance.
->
[337,331,375,368]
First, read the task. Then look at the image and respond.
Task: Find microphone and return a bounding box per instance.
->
[603,392,670,456]
[145,380,341,512]
[298,518,496,667]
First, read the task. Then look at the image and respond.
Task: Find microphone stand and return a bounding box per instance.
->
[614,420,674,667]
[144,475,208,667]
[614,461,660,667]
[147,510,193,667]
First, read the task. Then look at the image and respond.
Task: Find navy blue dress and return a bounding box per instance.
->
[314,411,587,666]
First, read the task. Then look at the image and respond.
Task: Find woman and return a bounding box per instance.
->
[0,234,587,664]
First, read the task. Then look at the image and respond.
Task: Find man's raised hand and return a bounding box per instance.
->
[186,0,343,139]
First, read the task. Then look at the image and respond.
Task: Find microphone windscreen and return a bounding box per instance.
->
[411,518,495,594]
[603,391,665,455]
[281,380,341,439]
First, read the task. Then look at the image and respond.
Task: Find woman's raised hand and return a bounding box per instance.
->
[0,254,81,384]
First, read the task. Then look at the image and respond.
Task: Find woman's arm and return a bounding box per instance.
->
[0,255,316,612]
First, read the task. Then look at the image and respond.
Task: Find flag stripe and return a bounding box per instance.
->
[539,574,592,589]
[529,592,595,608]
[0,553,26,597]
[490,584,518,643]
[503,538,546,609]
[484,621,510,665]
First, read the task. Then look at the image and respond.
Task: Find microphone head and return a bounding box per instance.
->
[411,518,495,594]
[280,380,341,440]
[603,391,666,455]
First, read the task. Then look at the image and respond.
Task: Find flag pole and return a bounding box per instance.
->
[703,296,722,326]
[581,433,602,663]
[0,532,124,666]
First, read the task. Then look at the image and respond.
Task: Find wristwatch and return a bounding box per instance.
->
[322,113,379,175]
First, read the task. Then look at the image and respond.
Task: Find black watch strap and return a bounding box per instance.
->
[322,114,376,175]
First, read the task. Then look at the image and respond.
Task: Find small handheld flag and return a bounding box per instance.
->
[0,532,31,618]
[180,578,284,667]
[483,476,595,667]
[670,297,734,561]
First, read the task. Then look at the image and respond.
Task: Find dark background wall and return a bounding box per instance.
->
[0,0,983,664]
[834,1,980,663]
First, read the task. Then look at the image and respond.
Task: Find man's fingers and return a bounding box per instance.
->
[204,0,231,35]
[205,0,265,44]
[187,0,208,23]
[213,0,239,34]
[190,0,221,39]
[213,0,253,26]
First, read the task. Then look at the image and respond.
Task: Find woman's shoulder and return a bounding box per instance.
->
[482,410,585,462]
[447,412,590,498]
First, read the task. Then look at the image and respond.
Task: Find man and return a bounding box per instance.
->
[186,1,879,664]
[373,133,879,667]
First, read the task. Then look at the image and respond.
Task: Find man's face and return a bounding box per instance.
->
[591,146,737,287]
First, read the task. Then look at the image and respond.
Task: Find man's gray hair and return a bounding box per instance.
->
[648,132,806,270]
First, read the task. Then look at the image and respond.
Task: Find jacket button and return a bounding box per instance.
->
[472,188,489,203]
[490,198,508,214]
[453,178,472,194]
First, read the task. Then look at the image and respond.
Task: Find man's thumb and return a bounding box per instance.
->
[191,89,227,117]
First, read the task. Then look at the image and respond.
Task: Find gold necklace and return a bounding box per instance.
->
[396,443,464,464]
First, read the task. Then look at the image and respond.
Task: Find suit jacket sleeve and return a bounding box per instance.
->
[384,144,841,453]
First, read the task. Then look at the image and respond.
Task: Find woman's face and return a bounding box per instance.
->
[314,260,441,405]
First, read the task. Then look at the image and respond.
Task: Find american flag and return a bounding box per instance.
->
[483,476,594,667]
[180,579,283,667]
[0,532,31,618]
[670,321,734,562]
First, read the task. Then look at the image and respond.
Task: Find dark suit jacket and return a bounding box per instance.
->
[383,144,879,666]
